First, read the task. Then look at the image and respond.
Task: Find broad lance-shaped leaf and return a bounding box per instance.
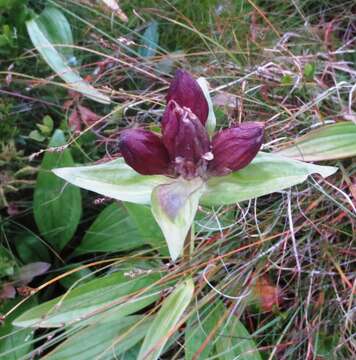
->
[13,271,160,328]
[53,158,171,205]
[215,317,262,360]
[276,122,356,161]
[74,203,146,255]
[35,7,74,63]
[26,8,110,104]
[151,178,205,261]
[124,203,168,256]
[44,315,150,360]
[138,278,194,360]
[0,297,37,360]
[201,152,337,206]
[34,130,82,251]
[185,301,226,359]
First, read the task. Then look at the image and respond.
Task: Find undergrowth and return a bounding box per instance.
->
[0,0,355,359]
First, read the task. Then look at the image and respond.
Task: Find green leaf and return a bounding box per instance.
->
[26,8,110,104]
[138,278,194,360]
[281,74,293,85]
[42,115,54,131]
[139,21,159,58]
[33,130,82,251]
[29,129,45,142]
[15,234,51,263]
[151,178,205,261]
[75,203,146,255]
[124,202,168,256]
[185,301,225,360]
[0,297,37,360]
[197,77,216,136]
[53,158,170,205]
[314,332,339,360]
[276,122,356,161]
[304,63,316,80]
[35,8,74,63]
[201,152,337,206]
[37,115,54,136]
[13,267,160,328]
[59,264,92,289]
[44,315,150,360]
[215,317,262,360]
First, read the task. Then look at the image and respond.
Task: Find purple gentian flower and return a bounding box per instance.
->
[119,70,265,179]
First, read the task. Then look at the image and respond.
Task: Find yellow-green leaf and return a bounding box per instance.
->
[277,122,356,161]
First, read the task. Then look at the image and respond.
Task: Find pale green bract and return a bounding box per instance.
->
[52,158,170,205]
[53,153,337,261]
[201,152,337,206]
[197,77,216,136]
[151,178,205,261]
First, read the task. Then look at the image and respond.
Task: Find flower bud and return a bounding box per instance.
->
[166,69,209,125]
[162,101,211,178]
[119,129,170,175]
[209,122,265,176]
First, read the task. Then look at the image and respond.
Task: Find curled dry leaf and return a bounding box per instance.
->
[69,106,101,133]
[251,275,282,312]
[15,262,51,285]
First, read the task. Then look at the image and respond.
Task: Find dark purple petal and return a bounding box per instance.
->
[162,101,210,179]
[166,69,209,125]
[209,122,265,176]
[119,129,170,175]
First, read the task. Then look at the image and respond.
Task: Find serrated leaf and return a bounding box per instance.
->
[215,317,262,360]
[33,130,82,251]
[138,278,194,360]
[13,271,160,328]
[276,122,356,161]
[75,203,146,255]
[53,158,170,205]
[151,178,205,261]
[201,152,337,206]
[26,8,110,104]
[44,315,149,360]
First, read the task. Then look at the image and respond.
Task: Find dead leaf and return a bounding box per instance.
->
[101,0,128,22]
[69,106,101,132]
[213,92,239,109]
[15,262,51,285]
[68,109,81,133]
[251,275,282,312]
[0,283,16,299]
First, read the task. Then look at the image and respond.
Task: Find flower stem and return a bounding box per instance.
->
[183,225,194,262]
